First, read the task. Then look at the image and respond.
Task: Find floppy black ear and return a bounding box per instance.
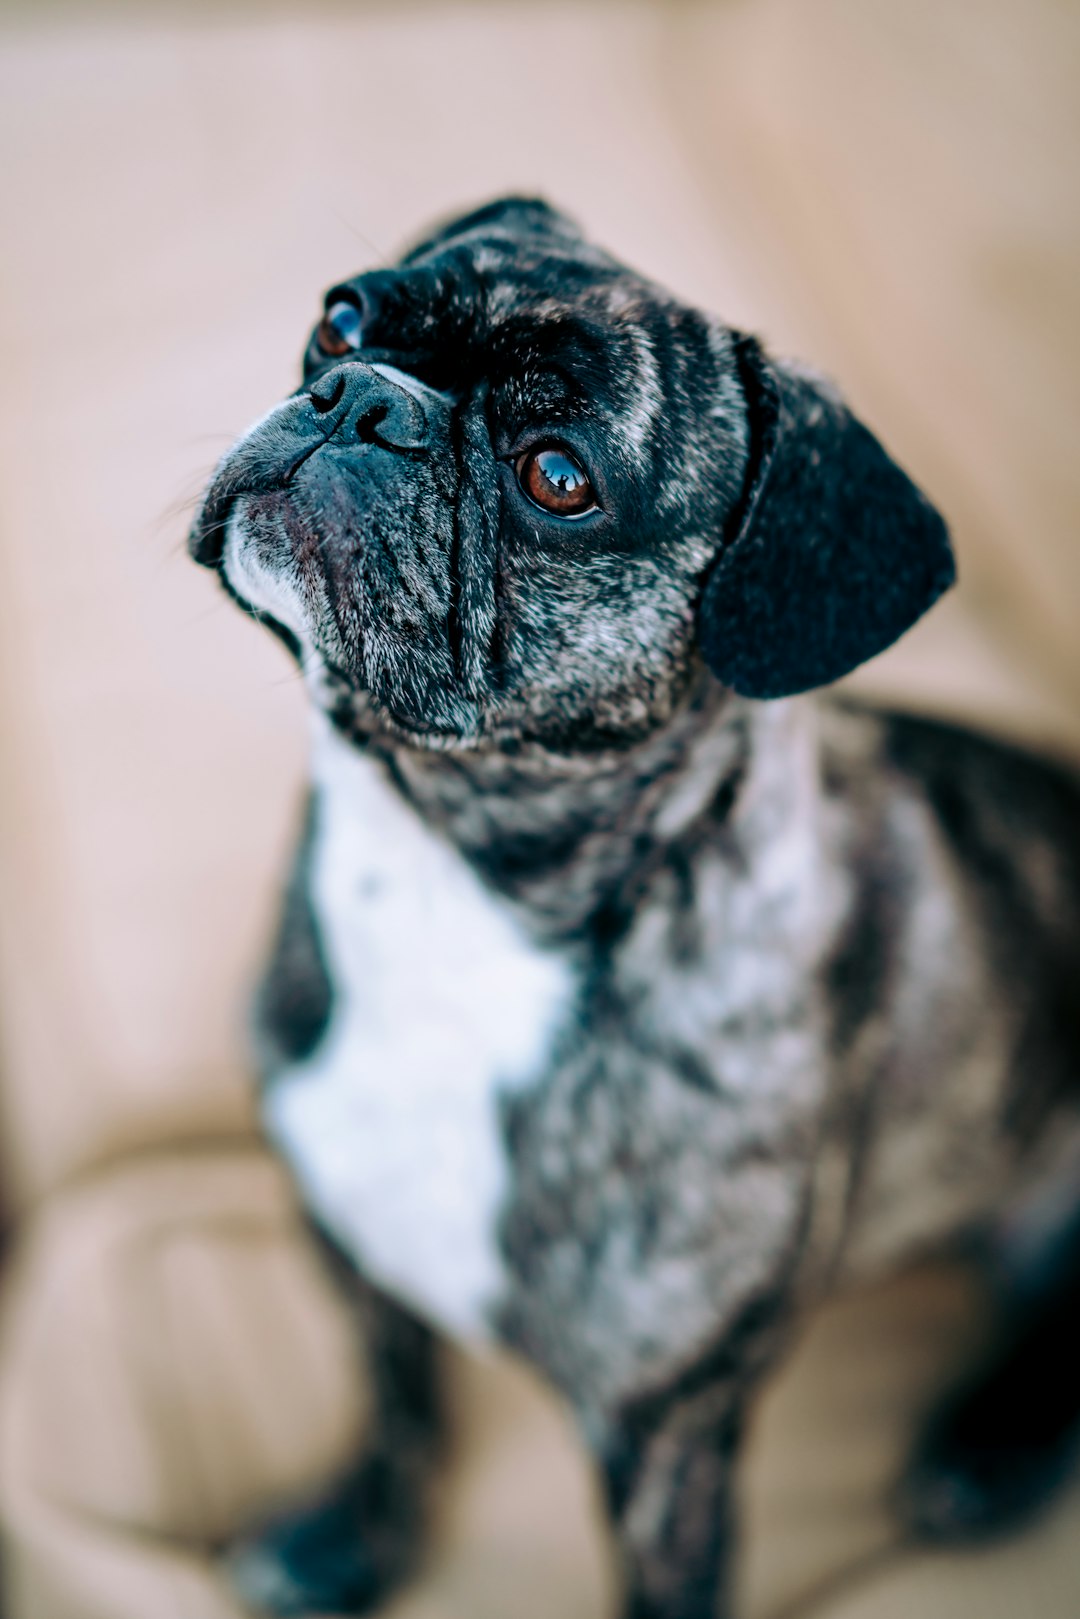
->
[698,336,955,698]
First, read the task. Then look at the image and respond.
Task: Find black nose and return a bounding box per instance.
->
[308,362,430,453]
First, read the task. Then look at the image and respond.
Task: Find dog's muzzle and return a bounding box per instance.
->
[189,360,440,567]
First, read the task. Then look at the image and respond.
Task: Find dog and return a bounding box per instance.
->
[189,197,1080,1618]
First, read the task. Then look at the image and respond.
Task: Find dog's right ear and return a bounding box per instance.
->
[697,337,955,699]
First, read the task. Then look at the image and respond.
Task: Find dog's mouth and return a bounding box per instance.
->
[189,363,511,744]
[216,491,322,647]
[194,459,489,744]
[191,400,308,558]
[189,481,242,571]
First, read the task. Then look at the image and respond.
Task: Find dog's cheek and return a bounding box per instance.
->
[493,548,702,737]
[291,464,448,658]
[353,482,486,735]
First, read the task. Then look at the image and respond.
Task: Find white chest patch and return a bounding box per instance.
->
[264,719,576,1344]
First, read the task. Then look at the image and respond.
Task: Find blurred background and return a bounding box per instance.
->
[0,2,1077,1616]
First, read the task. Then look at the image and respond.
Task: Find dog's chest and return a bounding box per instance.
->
[263,722,576,1343]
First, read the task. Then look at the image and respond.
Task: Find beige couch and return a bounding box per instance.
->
[0,3,1077,1615]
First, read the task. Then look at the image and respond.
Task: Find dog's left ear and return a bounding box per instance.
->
[698,336,955,699]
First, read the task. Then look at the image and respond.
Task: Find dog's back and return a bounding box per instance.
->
[818,700,1080,1278]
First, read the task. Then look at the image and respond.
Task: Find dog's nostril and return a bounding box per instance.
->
[356,405,389,445]
[310,374,347,414]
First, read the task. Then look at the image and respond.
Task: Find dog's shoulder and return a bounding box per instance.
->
[819,698,1080,1101]
[824,699,1080,916]
[254,791,334,1077]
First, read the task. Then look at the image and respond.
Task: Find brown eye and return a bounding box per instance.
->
[316,299,364,357]
[516,445,597,517]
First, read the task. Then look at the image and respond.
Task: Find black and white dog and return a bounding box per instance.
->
[190,198,1080,1619]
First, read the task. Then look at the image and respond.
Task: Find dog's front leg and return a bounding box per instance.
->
[224,1251,442,1617]
[613,1401,741,1619]
[598,1302,788,1619]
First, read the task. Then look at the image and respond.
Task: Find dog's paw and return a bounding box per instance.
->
[223,1516,383,1617]
[899,1300,1080,1545]
[899,1438,1075,1544]
[899,1376,1080,1545]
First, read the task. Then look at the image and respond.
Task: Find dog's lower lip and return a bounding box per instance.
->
[189,493,234,567]
[381,701,457,737]
[190,420,334,565]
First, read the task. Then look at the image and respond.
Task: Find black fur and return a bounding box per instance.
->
[699,339,956,697]
[253,795,333,1071]
[225,1241,441,1615]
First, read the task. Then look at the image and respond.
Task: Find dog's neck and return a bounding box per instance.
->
[315,667,823,942]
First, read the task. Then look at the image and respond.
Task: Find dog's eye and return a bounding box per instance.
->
[516,446,597,518]
[317,299,365,357]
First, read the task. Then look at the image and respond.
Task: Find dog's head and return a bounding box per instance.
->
[190,197,954,749]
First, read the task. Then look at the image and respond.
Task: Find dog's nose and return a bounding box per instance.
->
[307,362,431,453]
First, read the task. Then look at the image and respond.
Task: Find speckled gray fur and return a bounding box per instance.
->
[191,198,1080,1618]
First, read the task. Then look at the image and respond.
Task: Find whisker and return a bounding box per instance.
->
[325,204,391,268]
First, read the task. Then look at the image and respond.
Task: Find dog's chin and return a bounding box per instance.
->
[218,496,488,750]
[329,683,486,752]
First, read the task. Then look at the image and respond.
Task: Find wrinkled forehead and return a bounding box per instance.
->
[397,221,653,353]
[336,202,719,470]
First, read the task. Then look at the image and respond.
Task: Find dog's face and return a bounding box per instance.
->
[191,197,954,750]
